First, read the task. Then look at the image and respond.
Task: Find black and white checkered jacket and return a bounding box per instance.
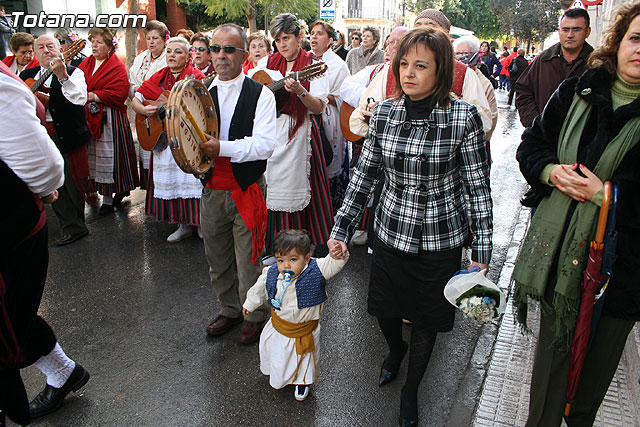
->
[331,96,493,264]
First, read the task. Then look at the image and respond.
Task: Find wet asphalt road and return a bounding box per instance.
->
[18,90,528,427]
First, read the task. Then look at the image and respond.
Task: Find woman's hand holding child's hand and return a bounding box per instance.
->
[327,238,347,259]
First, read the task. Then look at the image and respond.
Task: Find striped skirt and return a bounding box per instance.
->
[266,117,334,249]
[144,155,200,225]
[91,109,140,195]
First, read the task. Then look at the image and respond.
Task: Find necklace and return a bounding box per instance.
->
[286,56,298,63]
[150,51,162,61]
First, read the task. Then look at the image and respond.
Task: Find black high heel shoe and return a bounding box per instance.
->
[379,341,409,387]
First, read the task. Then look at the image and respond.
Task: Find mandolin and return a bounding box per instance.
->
[23,38,86,108]
[135,90,170,151]
[251,61,328,112]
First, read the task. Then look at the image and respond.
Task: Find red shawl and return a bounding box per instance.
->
[1,55,39,70]
[137,63,205,100]
[242,59,255,75]
[267,49,312,140]
[78,53,129,138]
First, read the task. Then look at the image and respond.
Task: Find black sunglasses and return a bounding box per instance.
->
[210,44,246,54]
[192,46,208,52]
[57,38,66,44]
[352,37,360,40]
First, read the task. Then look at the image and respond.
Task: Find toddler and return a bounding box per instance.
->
[242,229,348,401]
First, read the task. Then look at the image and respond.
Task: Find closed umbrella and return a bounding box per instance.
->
[564,182,615,417]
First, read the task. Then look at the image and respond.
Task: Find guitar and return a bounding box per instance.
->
[23,38,86,109]
[251,61,328,111]
[339,103,365,142]
[135,90,170,151]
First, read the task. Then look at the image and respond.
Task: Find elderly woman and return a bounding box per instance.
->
[78,28,139,214]
[328,27,492,425]
[1,32,38,74]
[190,32,214,76]
[249,13,332,252]
[310,20,351,212]
[345,25,384,75]
[513,2,640,425]
[53,28,86,66]
[131,36,205,242]
[128,20,168,189]
[243,32,270,74]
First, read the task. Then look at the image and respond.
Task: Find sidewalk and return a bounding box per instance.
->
[473,206,640,426]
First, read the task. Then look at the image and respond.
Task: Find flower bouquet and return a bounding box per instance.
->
[443,267,505,325]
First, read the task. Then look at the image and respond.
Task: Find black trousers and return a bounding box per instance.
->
[0,224,57,424]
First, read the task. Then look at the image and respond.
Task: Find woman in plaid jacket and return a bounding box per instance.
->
[328,27,492,426]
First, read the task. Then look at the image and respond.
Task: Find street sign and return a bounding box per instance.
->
[320,0,335,19]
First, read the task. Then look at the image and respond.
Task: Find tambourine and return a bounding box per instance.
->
[166,78,218,177]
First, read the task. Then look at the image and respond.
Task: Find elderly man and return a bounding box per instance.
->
[20,35,91,246]
[345,25,385,75]
[453,35,498,156]
[199,23,277,344]
[515,7,593,127]
[2,32,38,74]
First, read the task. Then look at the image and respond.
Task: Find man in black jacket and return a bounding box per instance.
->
[21,35,91,246]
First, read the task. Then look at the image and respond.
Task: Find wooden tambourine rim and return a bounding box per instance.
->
[166,78,218,177]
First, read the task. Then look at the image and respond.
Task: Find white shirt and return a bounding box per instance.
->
[208,72,277,162]
[340,63,380,108]
[0,73,64,197]
[34,66,87,121]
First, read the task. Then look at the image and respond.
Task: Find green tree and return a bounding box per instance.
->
[200,0,318,34]
[409,0,502,40]
[177,0,246,32]
[492,0,561,49]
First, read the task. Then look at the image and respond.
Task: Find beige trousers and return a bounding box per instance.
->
[200,178,268,322]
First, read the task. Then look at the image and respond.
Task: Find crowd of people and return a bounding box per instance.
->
[1,2,639,426]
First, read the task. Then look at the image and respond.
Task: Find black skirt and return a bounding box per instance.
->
[367,237,462,332]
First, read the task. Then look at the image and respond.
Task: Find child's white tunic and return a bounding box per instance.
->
[243,254,348,388]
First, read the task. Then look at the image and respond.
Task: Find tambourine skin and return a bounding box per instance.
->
[166,78,218,178]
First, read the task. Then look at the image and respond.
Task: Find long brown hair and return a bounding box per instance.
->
[392,27,453,108]
[588,1,640,76]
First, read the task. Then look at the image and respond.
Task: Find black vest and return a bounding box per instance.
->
[20,66,90,154]
[206,77,266,191]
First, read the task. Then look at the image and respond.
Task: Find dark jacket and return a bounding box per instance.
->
[508,55,529,84]
[515,41,593,128]
[482,52,502,78]
[516,67,640,320]
[334,45,348,61]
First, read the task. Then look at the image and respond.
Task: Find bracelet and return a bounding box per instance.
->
[59,76,69,84]
[298,91,307,98]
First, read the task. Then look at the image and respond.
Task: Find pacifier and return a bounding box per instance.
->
[282,270,294,281]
